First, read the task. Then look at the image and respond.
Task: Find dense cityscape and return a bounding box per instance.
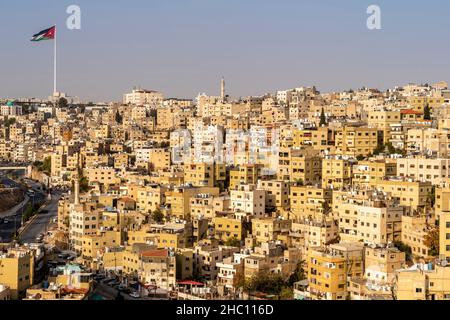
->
[1,80,450,301]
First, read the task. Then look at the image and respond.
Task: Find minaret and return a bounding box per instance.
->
[74,175,80,206]
[221,76,226,102]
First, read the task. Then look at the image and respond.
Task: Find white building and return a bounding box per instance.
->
[230,184,266,217]
[123,89,164,106]
[1,102,22,116]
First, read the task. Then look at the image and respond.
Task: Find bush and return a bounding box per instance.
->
[244,270,291,298]
[224,237,240,247]
[394,241,413,262]
[152,209,164,223]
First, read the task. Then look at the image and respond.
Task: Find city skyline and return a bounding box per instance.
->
[2,0,450,102]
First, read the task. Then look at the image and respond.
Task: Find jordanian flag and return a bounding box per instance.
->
[31,26,56,42]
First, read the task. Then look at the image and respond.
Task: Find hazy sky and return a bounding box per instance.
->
[1,0,450,102]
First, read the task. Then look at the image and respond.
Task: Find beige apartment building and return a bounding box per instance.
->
[165,186,220,219]
[213,215,248,242]
[307,243,364,300]
[257,180,290,213]
[69,205,100,253]
[333,190,403,245]
[375,179,432,212]
[406,128,450,157]
[292,127,335,153]
[252,217,291,245]
[290,186,333,221]
[322,157,353,189]
[129,184,167,214]
[194,245,239,281]
[289,219,339,257]
[217,254,247,292]
[396,264,450,300]
[335,126,381,157]
[230,184,266,217]
[85,167,121,188]
[352,159,397,188]
[397,158,450,186]
[365,246,405,284]
[183,163,226,188]
[278,147,322,184]
[402,214,435,259]
[190,194,230,219]
[0,248,33,300]
[229,164,263,190]
[368,110,401,143]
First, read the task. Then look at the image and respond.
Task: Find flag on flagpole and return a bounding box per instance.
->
[31,26,56,42]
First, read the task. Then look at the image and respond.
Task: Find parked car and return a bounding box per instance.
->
[130,291,140,298]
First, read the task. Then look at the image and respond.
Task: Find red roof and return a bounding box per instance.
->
[401,109,423,115]
[177,280,204,286]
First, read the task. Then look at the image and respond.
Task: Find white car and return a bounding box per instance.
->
[130,292,140,299]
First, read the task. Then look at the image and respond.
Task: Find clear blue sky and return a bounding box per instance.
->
[1,0,450,102]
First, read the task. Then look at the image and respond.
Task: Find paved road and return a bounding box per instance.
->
[0,179,45,243]
[0,195,29,219]
[19,193,61,244]
[92,280,169,301]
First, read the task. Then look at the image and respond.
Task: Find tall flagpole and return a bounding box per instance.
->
[53,26,57,96]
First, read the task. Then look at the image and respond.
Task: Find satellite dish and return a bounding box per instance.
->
[442,260,448,267]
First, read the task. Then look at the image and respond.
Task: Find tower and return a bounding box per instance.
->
[221,76,226,102]
[74,175,80,206]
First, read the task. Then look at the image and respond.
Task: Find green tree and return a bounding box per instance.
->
[115,110,123,124]
[244,270,287,297]
[356,154,365,161]
[22,203,35,223]
[319,107,327,126]
[152,209,164,223]
[224,237,241,247]
[288,261,306,286]
[321,201,331,215]
[394,241,413,262]
[149,109,158,119]
[58,97,68,109]
[279,287,294,300]
[41,157,52,174]
[424,228,439,257]
[427,186,436,207]
[79,176,90,193]
[5,118,16,127]
[424,104,431,120]
[373,143,385,155]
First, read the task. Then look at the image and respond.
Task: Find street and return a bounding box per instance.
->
[0,178,45,243]
[19,192,61,244]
